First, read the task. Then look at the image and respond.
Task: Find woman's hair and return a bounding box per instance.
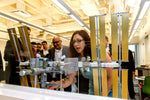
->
[69,30,91,57]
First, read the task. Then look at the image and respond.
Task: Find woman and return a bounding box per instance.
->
[47,30,112,96]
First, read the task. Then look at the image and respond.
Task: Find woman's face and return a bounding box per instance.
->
[73,34,85,55]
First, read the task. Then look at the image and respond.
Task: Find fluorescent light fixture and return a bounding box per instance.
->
[69,14,84,26]
[127,0,136,7]
[83,26,90,33]
[129,0,150,42]
[138,1,150,19]
[51,0,89,31]
[133,20,141,30]
[43,25,56,28]
[51,0,70,14]
[0,15,19,23]
[129,30,136,42]
[12,10,32,17]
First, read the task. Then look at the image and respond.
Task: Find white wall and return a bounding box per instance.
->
[137,33,150,66]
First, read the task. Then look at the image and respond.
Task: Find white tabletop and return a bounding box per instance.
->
[0,83,124,100]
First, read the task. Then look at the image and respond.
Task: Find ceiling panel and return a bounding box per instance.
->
[0,0,148,45]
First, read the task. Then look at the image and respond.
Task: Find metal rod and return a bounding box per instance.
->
[95,16,102,96]
[118,12,122,98]
[10,29,21,63]
[78,67,79,93]
[34,75,37,88]
[21,27,31,59]
[111,11,129,15]
[60,70,63,91]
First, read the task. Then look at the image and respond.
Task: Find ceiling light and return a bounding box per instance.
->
[129,0,150,42]
[133,20,141,30]
[129,30,136,42]
[11,10,32,17]
[69,14,84,26]
[127,0,136,7]
[138,1,150,19]
[51,0,89,31]
[51,0,70,14]
[83,26,90,33]
[43,25,56,28]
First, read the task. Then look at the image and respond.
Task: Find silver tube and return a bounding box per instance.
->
[21,27,31,59]
[96,16,101,96]
[10,29,21,63]
[118,12,122,98]
[34,75,37,88]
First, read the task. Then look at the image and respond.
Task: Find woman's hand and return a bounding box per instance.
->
[46,81,60,90]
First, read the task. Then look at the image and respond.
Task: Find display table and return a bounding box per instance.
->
[0,83,122,100]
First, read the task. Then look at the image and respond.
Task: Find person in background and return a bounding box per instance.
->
[105,36,112,56]
[47,36,70,91]
[49,43,53,49]
[0,50,4,81]
[4,27,31,85]
[36,43,42,58]
[49,36,69,61]
[31,42,37,58]
[40,41,49,57]
[121,49,135,99]
[37,43,41,54]
[47,30,113,96]
[0,51,3,71]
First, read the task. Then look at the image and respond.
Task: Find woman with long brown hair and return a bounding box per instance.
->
[47,30,112,96]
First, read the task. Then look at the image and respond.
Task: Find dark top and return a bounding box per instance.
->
[48,45,69,61]
[121,50,135,72]
[4,40,20,84]
[0,51,3,70]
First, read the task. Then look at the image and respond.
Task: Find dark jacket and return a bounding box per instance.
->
[121,50,135,72]
[48,45,70,61]
[4,40,20,84]
[40,49,51,58]
[121,50,135,99]
[0,51,3,70]
[0,51,4,81]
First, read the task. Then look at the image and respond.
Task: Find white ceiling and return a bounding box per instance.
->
[0,0,149,45]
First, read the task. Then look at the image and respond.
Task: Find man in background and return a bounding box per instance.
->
[121,50,135,99]
[36,43,42,58]
[0,51,4,81]
[40,41,49,57]
[49,36,69,61]
[0,51,3,71]
[47,36,70,91]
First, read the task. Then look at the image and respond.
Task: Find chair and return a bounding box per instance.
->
[141,76,150,100]
[142,76,150,95]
